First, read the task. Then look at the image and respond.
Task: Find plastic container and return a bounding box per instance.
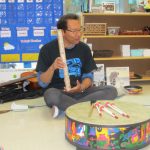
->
[130,49,143,56]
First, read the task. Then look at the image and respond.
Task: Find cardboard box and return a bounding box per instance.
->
[120,45,130,56]
[143,49,150,56]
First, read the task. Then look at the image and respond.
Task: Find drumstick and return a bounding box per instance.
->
[57,29,71,91]
[88,100,96,117]
[88,104,94,117]
[105,102,130,118]
[94,102,102,116]
[98,102,118,119]
[0,103,46,114]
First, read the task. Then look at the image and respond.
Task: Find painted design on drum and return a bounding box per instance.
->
[65,117,150,150]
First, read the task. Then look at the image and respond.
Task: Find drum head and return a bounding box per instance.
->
[66,101,150,127]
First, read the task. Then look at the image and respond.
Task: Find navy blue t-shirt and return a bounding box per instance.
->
[36,39,97,89]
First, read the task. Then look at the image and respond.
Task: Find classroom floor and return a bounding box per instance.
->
[0,83,150,150]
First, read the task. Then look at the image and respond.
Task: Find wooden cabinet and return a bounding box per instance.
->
[81,13,150,81]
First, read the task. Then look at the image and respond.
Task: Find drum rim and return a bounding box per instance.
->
[65,133,150,150]
[65,101,150,126]
[65,115,150,128]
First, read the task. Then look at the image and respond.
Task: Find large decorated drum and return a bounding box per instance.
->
[65,101,150,150]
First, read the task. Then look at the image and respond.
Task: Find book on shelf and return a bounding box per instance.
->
[93,64,105,86]
[106,67,130,87]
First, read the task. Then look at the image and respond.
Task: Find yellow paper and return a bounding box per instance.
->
[1,54,20,62]
[22,53,39,61]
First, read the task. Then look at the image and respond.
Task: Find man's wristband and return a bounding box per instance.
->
[80,84,85,93]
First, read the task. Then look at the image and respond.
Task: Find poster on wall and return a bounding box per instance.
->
[0,0,63,62]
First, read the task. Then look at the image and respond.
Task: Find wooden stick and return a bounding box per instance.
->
[0,110,11,114]
[88,104,94,117]
[57,29,71,91]
[88,100,96,117]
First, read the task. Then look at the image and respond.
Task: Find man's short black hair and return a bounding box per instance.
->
[57,13,80,30]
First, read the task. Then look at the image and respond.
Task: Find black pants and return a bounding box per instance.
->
[44,85,118,111]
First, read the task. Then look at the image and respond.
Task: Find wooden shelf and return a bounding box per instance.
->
[82,35,150,39]
[82,13,150,17]
[82,13,150,82]
[130,76,150,82]
[94,56,150,61]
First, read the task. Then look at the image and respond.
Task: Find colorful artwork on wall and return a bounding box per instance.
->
[0,0,63,62]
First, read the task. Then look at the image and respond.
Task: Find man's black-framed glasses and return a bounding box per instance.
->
[66,27,83,33]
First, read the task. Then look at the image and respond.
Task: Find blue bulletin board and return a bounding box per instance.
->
[0,0,63,63]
